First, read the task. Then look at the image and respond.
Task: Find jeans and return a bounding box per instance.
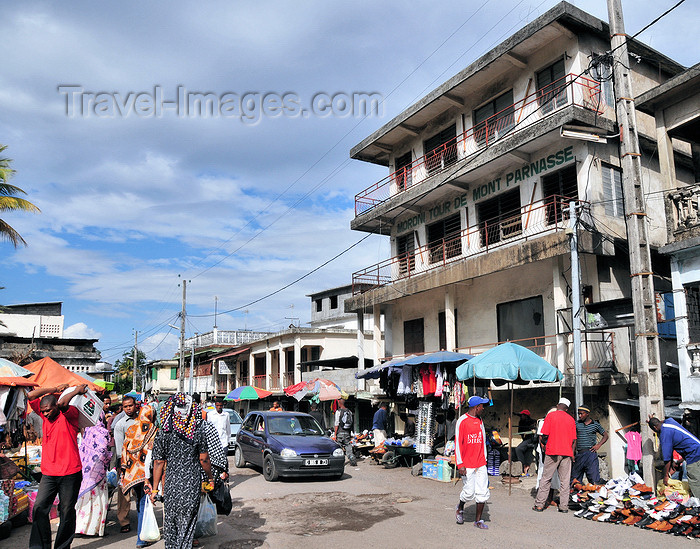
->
[29,470,82,549]
[570,450,600,484]
[515,438,537,468]
[131,485,147,547]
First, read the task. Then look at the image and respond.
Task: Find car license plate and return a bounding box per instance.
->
[304,458,328,466]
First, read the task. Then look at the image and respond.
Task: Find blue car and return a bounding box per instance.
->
[234,411,345,481]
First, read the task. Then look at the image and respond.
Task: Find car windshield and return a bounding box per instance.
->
[226,410,243,424]
[267,415,323,436]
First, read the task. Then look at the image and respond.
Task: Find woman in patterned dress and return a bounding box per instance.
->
[75,414,112,536]
[151,393,214,549]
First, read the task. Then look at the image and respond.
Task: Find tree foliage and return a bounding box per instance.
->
[0,144,40,247]
[114,347,148,394]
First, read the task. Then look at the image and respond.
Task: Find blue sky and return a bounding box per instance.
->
[1,0,697,364]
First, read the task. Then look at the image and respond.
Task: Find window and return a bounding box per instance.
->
[242,414,257,432]
[151,368,157,381]
[543,165,578,224]
[438,309,458,350]
[427,213,461,264]
[474,91,515,146]
[537,59,567,114]
[476,188,521,246]
[404,318,424,354]
[424,125,457,175]
[687,285,700,344]
[497,296,545,350]
[254,355,266,376]
[315,298,323,312]
[395,151,413,191]
[590,55,614,108]
[170,367,177,380]
[311,346,321,361]
[330,295,338,309]
[602,164,624,217]
[396,232,415,276]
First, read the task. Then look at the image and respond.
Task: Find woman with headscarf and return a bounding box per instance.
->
[121,402,157,548]
[151,393,214,549]
[75,414,112,536]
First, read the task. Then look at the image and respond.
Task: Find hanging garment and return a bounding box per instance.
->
[398,366,412,395]
[435,366,444,397]
[625,431,642,461]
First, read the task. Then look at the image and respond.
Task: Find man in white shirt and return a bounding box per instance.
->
[208,398,231,451]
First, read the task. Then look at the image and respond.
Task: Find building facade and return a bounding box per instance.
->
[344,2,692,477]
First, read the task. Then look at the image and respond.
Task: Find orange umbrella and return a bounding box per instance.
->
[0,376,38,387]
[24,357,102,392]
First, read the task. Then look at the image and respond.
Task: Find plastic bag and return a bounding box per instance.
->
[140,496,161,542]
[210,482,232,516]
[194,494,218,538]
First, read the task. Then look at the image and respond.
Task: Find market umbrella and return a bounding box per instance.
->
[401,350,475,366]
[0,376,38,387]
[283,380,309,399]
[24,357,103,392]
[284,379,348,402]
[0,357,34,378]
[124,390,143,401]
[224,385,272,401]
[455,342,562,495]
[95,380,115,391]
[355,355,416,379]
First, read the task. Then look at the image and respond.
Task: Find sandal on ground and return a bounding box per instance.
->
[474,520,489,529]
[532,505,544,512]
[120,525,131,533]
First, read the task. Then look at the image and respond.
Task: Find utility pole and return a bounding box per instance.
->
[132,330,138,391]
[607,0,664,485]
[189,339,195,395]
[179,278,187,393]
[569,201,583,411]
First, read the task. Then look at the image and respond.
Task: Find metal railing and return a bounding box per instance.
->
[354,74,603,216]
[455,332,616,374]
[352,195,577,293]
[253,374,266,389]
[185,329,271,348]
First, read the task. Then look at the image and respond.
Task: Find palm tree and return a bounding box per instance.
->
[0,144,40,247]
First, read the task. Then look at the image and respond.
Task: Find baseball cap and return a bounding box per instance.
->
[468,395,490,407]
[558,397,571,408]
[517,409,530,416]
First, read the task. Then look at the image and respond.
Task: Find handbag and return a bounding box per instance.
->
[194,494,218,538]
[140,496,161,542]
[210,481,232,516]
[0,456,20,479]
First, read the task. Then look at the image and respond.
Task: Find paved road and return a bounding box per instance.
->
[6,455,698,548]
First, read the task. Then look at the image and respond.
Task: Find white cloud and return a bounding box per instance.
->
[64,322,101,339]
[141,332,179,361]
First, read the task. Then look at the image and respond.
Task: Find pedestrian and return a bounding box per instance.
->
[201,420,229,489]
[372,402,388,447]
[454,395,491,530]
[121,402,157,548]
[269,400,283,412]
[207,398,231,451]
[26,383,87,549]
[114,395,141,533]
[532,397,576,513]
[570,405,608,484]
[150,393,214,549]
[333,399,357,466]
[514,409,537,477]
[75,413,112,537]
[192,393,207,420]
[308,402,326,431]
[648,415,700,497]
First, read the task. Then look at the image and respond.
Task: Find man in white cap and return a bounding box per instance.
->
[454,395,491,529]
[533,397,576,513]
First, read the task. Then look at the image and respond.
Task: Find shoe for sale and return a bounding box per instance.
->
[455,505,464,525]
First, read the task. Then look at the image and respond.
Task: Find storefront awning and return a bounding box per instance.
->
[300,356,373,369]
[214,347,250,360]
[610,398,684,419]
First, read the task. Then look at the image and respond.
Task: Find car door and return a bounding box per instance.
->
[238,413,258,462]
[247,414,267,467]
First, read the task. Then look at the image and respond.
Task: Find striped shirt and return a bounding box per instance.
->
[575,420,605,452]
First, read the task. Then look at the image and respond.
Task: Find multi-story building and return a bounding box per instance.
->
[344,2,692,476]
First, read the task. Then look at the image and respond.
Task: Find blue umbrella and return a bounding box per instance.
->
[355,355,415,379]
[456,342,562,385]
[401,351,474,366]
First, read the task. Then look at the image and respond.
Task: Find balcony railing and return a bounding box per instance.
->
[284,372,295,387]
[354,74,603,216]
[668,184,700,236]
[352,195,577,293]
[455,332,616,374]
[185,329,271,348]
[253,374,266,389]
[216,377,228,394]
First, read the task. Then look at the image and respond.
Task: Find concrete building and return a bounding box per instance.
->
[0,301,101,372]
[644,65,700,419]
[344,2,692,477]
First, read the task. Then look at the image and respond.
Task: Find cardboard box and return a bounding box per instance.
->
[60,388,103,429]
[422,459,439,480]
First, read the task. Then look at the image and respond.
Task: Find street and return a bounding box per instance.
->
[6,455,699,549]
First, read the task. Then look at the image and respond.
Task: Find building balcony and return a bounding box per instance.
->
[185,329,271,348]
[352,195,575,294]
[354,74,603,218]
[253,374,267,389]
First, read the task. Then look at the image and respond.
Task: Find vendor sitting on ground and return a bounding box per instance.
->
[514,409,537,477]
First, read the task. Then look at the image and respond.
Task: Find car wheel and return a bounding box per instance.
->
[263,454,278,481]
[234,445,247,468]
[382,451,398,469]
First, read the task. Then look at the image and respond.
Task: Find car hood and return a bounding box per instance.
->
[271,435,340,454]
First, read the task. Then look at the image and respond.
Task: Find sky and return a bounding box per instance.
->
[1,0,697,365]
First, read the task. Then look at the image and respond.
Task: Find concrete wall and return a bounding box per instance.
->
[0,314,64,338]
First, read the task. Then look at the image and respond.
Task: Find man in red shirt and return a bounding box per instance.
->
[27,383,88,549]
[533,397,577,513]
[454,395,490,530]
